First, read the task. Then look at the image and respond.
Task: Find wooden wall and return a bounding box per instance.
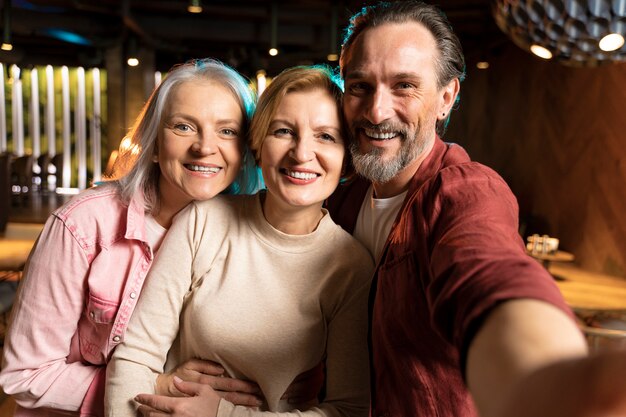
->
[446,44,626,278]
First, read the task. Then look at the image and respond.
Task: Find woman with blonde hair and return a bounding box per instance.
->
[105,65,373,417]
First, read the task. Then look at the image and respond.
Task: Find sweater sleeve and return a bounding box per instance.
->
[0,215,100,414]
[217,247,373,417]
[104,205,197,417]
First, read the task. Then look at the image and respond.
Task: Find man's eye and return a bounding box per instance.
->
[397,82,415,89]
[348,83,368,93]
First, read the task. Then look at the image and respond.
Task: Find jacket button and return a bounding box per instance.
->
[113,335,121,342]
[129,292,137,299]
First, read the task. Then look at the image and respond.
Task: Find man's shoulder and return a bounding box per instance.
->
[432,142,510,191]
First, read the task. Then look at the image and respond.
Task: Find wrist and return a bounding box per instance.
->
[155,373,170,396]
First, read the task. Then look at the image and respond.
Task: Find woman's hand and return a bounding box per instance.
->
[155,359,263,407]
[136,376,224,417]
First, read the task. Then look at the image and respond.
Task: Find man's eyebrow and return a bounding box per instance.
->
[344,70,366,80]
[344,71,422,81]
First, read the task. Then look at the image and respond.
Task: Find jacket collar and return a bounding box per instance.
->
[125,191,149,243]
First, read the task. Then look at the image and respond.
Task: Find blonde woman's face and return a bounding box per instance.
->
[157,80,243,211]
[260,88,345,211]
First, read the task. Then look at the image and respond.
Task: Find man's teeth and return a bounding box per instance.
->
[364,129,397,140]
[187,164,220,173]
[287,170,317,180]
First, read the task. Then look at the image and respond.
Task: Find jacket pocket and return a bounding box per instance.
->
[86,293,118,324]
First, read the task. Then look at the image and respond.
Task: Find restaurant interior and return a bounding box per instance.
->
[1,0,626,414]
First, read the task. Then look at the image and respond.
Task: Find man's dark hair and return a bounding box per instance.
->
[340,1,467,135]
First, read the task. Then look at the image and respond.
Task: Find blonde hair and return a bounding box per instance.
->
[249,65,346,163]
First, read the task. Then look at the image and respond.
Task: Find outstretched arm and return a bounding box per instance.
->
[466,299,588,417]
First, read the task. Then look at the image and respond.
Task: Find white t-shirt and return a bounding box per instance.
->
[354,185,407,262]
[144,214,167,254]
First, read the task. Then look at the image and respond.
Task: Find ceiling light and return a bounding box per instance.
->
[476,61,490,69]
[530,44,553,59]
[2,1,12,52]
[188,0,202,13]
[126,37,139,67]
[268,2,278,56]
[493,0,626,66]
[328,5,339,62]
[599,33,625,51]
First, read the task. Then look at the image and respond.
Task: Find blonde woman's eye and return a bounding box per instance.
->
[320,133,336,142]
[221,128,239,136]
[274,128,293,136]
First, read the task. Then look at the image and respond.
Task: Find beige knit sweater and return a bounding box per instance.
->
[105,193,373,417]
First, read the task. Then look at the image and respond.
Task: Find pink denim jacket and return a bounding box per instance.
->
[0,184,154,417]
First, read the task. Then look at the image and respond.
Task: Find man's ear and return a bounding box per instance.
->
[437,78,460,121]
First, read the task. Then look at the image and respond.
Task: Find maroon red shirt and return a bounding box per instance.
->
[328,138,572,417]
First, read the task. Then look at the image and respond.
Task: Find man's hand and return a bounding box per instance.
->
[155,359,263,407]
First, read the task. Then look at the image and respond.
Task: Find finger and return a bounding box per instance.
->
[180,358,225,376]
[134,394,176,412]
[220,391,264,407]
[137,404,171,417]
[173,376,209,397]
[198,375,261,394]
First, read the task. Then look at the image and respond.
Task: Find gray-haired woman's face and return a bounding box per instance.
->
[156,80,244,209]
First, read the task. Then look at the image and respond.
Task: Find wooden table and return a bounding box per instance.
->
[550,263,626,311]
[0,239,36,278]
[527,249,575,269]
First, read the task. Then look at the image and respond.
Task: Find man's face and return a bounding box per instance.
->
[342,22,450,184]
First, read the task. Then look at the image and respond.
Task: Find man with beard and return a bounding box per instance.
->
[328,2,626,417]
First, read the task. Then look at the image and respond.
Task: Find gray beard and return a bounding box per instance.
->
[350,134,426,183]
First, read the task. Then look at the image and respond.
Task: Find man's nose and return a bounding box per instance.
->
[365,88,394,124]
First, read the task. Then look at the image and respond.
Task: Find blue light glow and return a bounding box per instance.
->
[41,28,92,46]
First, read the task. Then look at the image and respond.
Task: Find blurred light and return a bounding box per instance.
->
[269,2,278,56]
[256,70,267,95]
[327,53,339,61]
[126,37,139,67]
[2,1,12,52]
[188,0,202,13]
[476,61,489,69]
[41,28,92,46]
[530,44,553,59]
[599,33,625,51]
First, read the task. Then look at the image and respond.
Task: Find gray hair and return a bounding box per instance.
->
[339,1,466,136]
[108,58,260,213]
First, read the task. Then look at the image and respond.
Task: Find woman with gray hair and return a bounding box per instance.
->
[0,58,265,417]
